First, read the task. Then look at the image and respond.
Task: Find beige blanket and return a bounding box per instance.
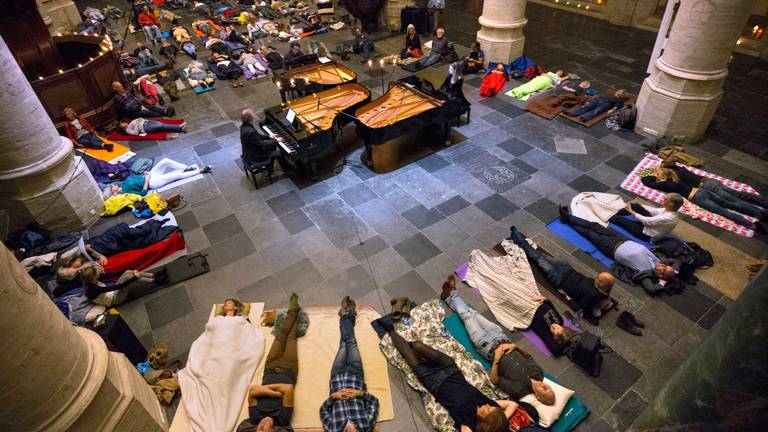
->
[570,192,626,227]
[466,241,542,331]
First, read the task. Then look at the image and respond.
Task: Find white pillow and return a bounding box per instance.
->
[519,377,575,427]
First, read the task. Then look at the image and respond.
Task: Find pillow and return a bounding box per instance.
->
[519,377,575,427]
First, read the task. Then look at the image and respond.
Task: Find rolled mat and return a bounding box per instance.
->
[76,137,136,164]
[107,118,185,141]
[443,313,590,432]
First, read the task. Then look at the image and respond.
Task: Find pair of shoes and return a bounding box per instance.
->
[339,295,357,316]
[558,205,570,222]
[103,143,114,152]
[391,297,411,320]
[440,274,456,300]
[615,311,645,336]
[166,106,176,117]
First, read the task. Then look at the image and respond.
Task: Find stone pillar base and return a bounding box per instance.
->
[634,67,724,143]
[477,27,525,65]
[0,138,104,232]
[37,0,81,33]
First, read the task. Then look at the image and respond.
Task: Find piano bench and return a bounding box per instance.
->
[241,157,274,188]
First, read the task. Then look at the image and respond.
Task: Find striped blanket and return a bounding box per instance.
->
[620,153,758,237]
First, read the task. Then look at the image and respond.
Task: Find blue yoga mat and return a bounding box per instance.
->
[442,313,590,432]
[545,216,671,267]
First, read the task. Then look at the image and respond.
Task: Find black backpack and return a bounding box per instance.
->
[566,331,605,377]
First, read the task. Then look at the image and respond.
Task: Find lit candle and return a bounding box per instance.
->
[367,59,372,69]
[290,78,295,87]
[77,64,82,68]
[58,69,63,74]
[379,58,384,68]
[38,76,43,80]
[585,5,590,9]
[276,80,282,89]
[304,77,310,84]
[753,25,759,35]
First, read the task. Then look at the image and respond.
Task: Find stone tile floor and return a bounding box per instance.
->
[80,1,768,430]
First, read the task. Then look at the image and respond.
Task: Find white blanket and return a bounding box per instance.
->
[178,315,265,432]
[570,192,625,227]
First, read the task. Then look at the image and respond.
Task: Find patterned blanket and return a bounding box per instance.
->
[620,153,759,237]
[378,300,507,432]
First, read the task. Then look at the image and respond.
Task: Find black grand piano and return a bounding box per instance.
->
[354,75,471,172]
[260,83,372,178]
[273,55,359,103]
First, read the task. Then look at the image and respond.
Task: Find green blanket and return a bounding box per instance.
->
[506,75,555,101]
[443,313,590,432]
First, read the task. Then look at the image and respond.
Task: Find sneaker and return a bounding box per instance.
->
[201,165,213,173]
[183,165,197,172]
[166,133,179,139]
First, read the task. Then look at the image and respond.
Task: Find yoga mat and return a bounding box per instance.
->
[193,83,215,94]
[107,118,185,141]
[671,220,752,299]
[256,308,393,429]
[621,153,757,237]
[76,138,136,164]
[443,313,590,432]
[170,303,266,432]
[547,219,613,267]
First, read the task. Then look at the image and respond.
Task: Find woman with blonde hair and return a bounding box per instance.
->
[400,24,422,59]
[62,107,113,151]
[219,298,245,317]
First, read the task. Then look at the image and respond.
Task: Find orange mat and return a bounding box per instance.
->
[76,136,136,164]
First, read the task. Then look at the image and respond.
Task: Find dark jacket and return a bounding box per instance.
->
[241,123,278,163]
[405,33,421,51]
[63,116,98,143]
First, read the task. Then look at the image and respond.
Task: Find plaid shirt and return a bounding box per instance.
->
[319,371,379,432]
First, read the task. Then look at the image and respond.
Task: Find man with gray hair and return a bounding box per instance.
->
[608,193,684,242]
[240,108,289,173]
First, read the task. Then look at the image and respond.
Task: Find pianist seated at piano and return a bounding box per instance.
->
[285,42,306,68]
[240,109,291,175]
[440,62,470,107]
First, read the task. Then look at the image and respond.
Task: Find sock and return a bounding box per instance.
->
[289,293,300,311]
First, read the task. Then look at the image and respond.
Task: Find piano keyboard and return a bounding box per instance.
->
[261,124,298,154]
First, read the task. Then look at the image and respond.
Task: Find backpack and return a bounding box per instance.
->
[566,331,605,377]
[606,105,637,130]
[523,65,543,79]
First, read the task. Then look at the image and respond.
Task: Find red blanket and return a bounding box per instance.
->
[102,231,185,278]
[107,118,185,141]
[480,72,507,98]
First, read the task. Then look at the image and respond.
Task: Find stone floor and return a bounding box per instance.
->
[78,1,768,431]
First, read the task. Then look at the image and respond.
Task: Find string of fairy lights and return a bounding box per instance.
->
[37,33,114,80]
[550,0,605,11]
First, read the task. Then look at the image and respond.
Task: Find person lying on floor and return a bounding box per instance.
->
[559,207,681,295]
[62,107,114,151]
[118,118,187,137]
[248,293,303,431]
[562,89,627,122]
[439,276,557,406]
[656,159,768,229]
[79,262,166,306]
[239,49,271,78]
[218,298,245,317]
[508,226,616,319]
[113,81,174,119]
[319,296,380,432]
[105,158,212,198]
[379,317,517,432]
[609,193,683,242]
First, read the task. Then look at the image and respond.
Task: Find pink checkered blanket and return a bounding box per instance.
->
[620,153,758,237]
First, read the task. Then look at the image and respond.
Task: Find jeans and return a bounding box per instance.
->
[510,228,572,287]
[564,99,613,121]
[389,331,457,394]
[77,133,104,149]
[265,309,300,375]
[445,292,507,360]
[566,214,627,258]
[700,178,767,213]
[137,103,167,118]
[143,121,183,134]
[691,189,757,228]
[142,25,162,45]
[147,158,199,189]
[134,64,167,77]
[330,314,364,379]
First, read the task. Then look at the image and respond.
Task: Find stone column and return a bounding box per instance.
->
[476,0,527,64]
[0,242,168,432]
[630,267,768,430]
[0,36,104,232]
[37,0,82,34]
[635,0,753,143]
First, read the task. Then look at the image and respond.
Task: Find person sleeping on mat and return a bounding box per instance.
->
[319,296,380,432]
[118,118,187,137]
[104,158,212,198]
[644,160,768,232]
[378,315,517,432]
[508,226,616,320]
[609,193,683,242]
[248,293,303,432]
[558,206,681,295]
[219,298,246,317]
[562,89,627,122]
[62,107,113,151]
[79,262,167,306]
[113,81,175,119]
[439,275,558,407]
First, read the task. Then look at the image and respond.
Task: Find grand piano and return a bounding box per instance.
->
[354,75,470,173]
[261,83,372,177]
[273,56,358,103]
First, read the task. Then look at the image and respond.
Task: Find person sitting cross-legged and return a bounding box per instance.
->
[508,226,615,319]
[319,296,380,432]
[378,316,516,432]
[248,293,304,431]
[439,277,557,405]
